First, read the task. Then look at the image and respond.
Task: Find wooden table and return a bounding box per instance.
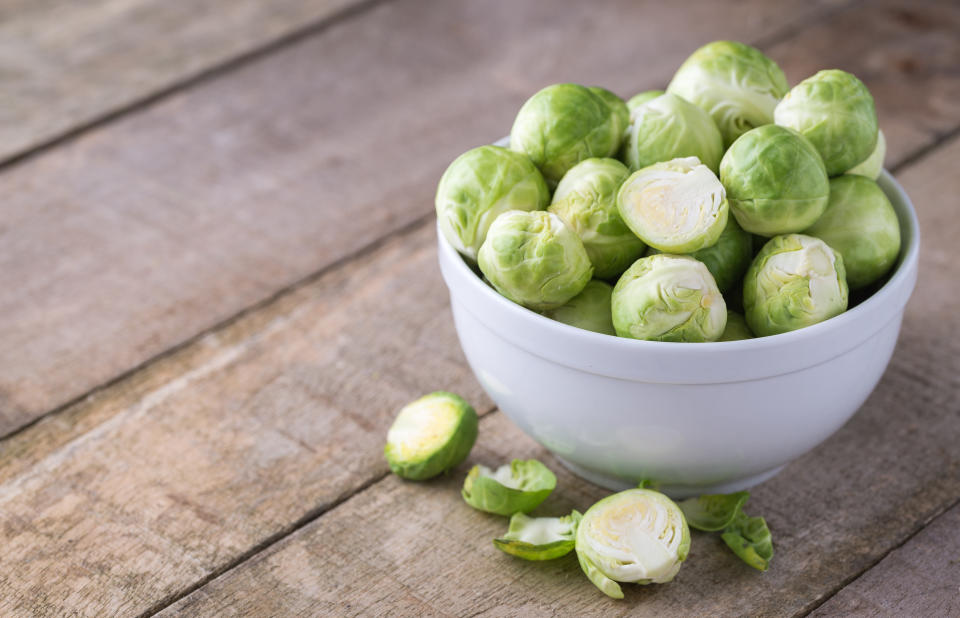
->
[1,0,958,615]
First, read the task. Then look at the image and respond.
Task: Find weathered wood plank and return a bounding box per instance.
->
[159,134,960,616]
[0,0,849,433]
[0,0,369,162]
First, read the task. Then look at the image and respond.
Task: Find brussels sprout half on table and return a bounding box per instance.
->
[462,459,557,516]
[384,392,478,481]
[493,511,582,561]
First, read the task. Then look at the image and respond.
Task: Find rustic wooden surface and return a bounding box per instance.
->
[0,0,958,616]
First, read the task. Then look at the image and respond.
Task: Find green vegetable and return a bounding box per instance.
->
[678,491,750,531]
[717,310,754,341]
[384,392,478,480]
[575,488,691,599]
[493,511,582,560]
[478,210,593,310]
[436,145,550,260]
[744,234,849,336]
[720,125,829,236]
[648,215,753,294]
[846,129,886,180]
[622,92,724,174]
[626,89,665,111]
[667,40,788,147]
[462,459,557,516]
[543,280,616,336]
[589,86,630,146]
[612,254,727,342]
[805,175,901,290]
[720,511,774,571]
[775,69,878,176]
[548,158,646,279]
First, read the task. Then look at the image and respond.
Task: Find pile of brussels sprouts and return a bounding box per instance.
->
[385,391,773,598]
[436,40,900,341]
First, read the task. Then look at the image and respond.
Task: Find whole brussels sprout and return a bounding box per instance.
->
[510,84,626,184]
[744,234,848,336]
[384,391,478,481]
[805,175,901,290]
[667,40,788,147]
[774,69,878,176]
[846,129,886,180]
[478,210,593,310]
[542,280,616,336]
[648,215,752,294]
[575,488,691,599]
[617,157,728,254]
[717,310,754,341]
[548,158,645,278]
[436,145,550,260]
[493,511,582,561]
[626,89,665,111]
[720,125,829,236]
[612,254,727,342]
[622,93,724,173]
[462,459,557,516]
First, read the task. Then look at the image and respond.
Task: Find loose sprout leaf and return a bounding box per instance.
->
[461,459,557,516]
[577,549,624,599]
[678,491,750,532]
[493,511,582,560]
[720,511,774,571]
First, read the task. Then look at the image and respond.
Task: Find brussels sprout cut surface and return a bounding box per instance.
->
[666,40,788,147]
[720,125,829,236]
[612,254,727,342]
[617,157,728,254]
[775,69,878,177]
[717,310,754,341]
[744,234,849,336]
[846,129,886,180]
[435,145,550,260]
[549,158,645,279]
[542,280,616,336]
[510,83,625,184]
[622,93,724,174]
[493,511,582,560]
[806,175,901,290]
[575,489,691,599]
[462,459,557,516]
[384,392,478,481]
[478,210,593,311]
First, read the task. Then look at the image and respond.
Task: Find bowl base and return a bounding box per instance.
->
[556,458,786,499]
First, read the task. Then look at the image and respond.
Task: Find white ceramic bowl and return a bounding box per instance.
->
[437,168,919,498]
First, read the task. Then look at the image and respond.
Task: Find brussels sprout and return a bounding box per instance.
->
[805,175,901,290]
[617,157,728,254]
[510,84,626,184]
[575,489,691,598]
[721,511,774,571]
[493,511,582,560]
[549,158,646,278]
[612,254,727,342]
[720,125,829,236]
[678,491,750,531]
[478,210,593,310]
[744,234,848,336]
[542,280,616,336]
[436,145,550,260]
[462,459,557,516]
[667,40,788,147]
[384,392,478,481]
[648,215,752,294]
[589,86,630,144]
[846,129,886,180]
[622,93,724,173]
[717,310,754,341]
[774,69,878,176]
[626,89,665,111]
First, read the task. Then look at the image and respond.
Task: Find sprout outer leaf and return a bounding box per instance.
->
[493,511,582,560]
[678,491,750,531]
[720,511,774,571]
[577,549,625,599]
[462,459,557,516]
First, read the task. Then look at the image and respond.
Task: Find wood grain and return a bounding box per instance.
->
[0,0,848,434]
[0,0,369,162]
[160,134,960,616]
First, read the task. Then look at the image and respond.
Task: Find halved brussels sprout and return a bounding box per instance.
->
[575,488,691,599]
[617,157,728,253]
[744,234,848,336]
[478,210,593,310]
[436,145,550,260]
[806,175,901,290]
[717,310,754,341]
[548,158,645,278]
[774,69,878,176]
[542,280,616,336]
[719,125,829,236]
[626,89,665,111]
[622,93,724,174]
[721,511,774,571]
[493,511,582,560]
[678,491,750,531]
[462,459,557,516]
[510,83,626,184]
[384,392,478,481]
[612,254,727,342]
[648,215,752,294]
[846,129,886,180]
[667,40,788,147]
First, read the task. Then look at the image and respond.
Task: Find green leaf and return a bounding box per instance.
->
[678,491,750,531]
[577,550,624,599]
[493,511,581,560]
[720,511,773,571]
